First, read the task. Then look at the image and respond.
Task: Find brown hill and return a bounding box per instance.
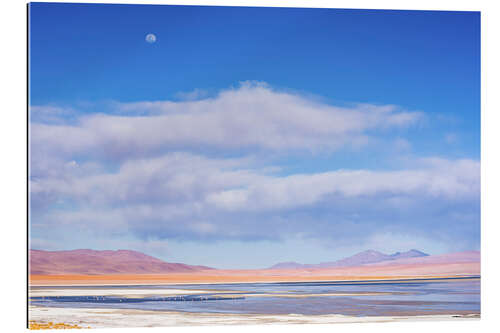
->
[29,249,213,275]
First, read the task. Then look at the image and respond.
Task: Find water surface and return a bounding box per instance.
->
[30,277,480,317]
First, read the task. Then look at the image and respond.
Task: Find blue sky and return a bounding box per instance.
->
[29,3,480,268]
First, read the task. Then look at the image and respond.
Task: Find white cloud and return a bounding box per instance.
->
[32,151,479,213]
[29,105,78,124]
[206,158,480,211]
[30,153,269,207]
[30,82,422,159]
[30,149,479,243]
[28,83,478,248]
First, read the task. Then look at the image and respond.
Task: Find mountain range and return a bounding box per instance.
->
[30,249,213,275]
[268,249,429,269]
[30,248,479,276]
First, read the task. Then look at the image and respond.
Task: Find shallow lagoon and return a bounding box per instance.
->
[30,277,480,317]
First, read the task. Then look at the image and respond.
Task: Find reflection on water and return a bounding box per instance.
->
[30,277,480,317]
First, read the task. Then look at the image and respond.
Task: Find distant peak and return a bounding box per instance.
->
[358,249,386,256]
[409,249,429,256]
[268,261,305,269]
[390,249,429,259]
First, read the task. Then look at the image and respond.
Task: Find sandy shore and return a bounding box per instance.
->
[29,272,479,287]
[28,305,479,328]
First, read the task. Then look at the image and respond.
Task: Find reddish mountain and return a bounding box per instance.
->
[29,249,213,275]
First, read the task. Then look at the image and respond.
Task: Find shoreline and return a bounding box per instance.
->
[29,274,480,287]
[28,277,480,328]
[28,305,480,328]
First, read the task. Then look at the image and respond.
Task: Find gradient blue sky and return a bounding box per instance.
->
[29,3,480,268]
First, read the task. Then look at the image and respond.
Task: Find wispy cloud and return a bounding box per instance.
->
[30,105,80,124]
[175,88,209,101]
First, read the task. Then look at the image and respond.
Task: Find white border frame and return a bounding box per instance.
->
[1,0,498,332]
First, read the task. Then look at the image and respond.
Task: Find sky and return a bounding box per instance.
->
[28,3,480,269]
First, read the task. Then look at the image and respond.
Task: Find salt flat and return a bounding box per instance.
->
[28,305,479,328]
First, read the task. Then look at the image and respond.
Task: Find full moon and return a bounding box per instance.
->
[145,33,156,43]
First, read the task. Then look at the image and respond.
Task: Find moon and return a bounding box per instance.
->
[145,33,156,43]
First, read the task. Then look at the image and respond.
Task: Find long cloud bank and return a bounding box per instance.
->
[29,82,479,251]
[30,82,421,160]
[30,152,479,243]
